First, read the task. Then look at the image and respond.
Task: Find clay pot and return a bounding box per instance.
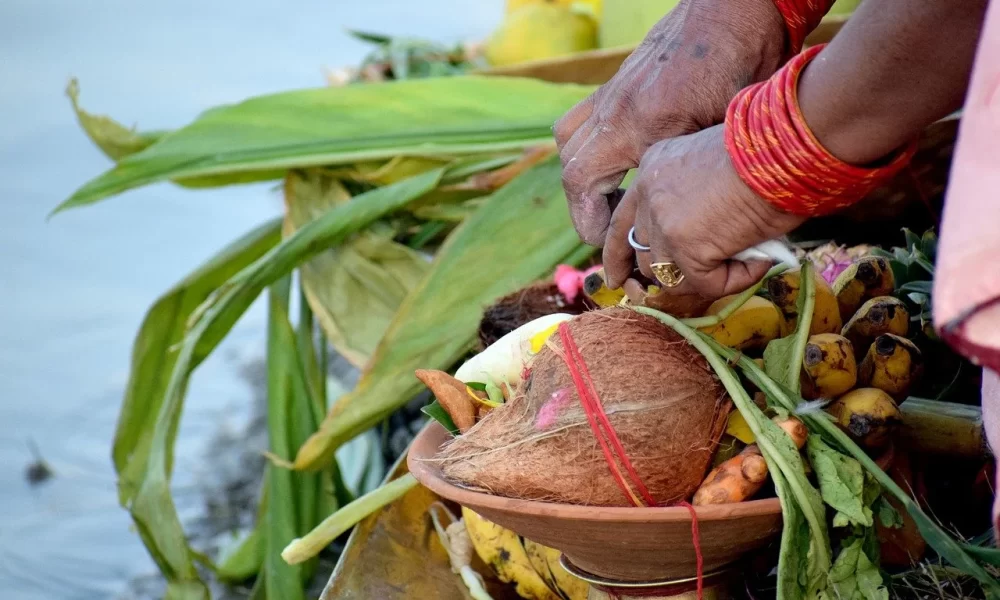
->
[408,422,783,582]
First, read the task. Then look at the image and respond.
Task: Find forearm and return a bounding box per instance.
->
[799,0,988,165]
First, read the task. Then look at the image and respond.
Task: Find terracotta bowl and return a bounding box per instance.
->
[408,423,783,582]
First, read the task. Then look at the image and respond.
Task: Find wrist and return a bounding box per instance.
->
[723,45,916,218]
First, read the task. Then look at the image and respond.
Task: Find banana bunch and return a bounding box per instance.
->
[463,507,589,600]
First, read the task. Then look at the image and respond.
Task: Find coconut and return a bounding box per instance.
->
[478,281,587,348]
[438,308,731,507]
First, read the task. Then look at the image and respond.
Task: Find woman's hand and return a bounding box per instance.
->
[553,0,786,246]
[602,125,803,298]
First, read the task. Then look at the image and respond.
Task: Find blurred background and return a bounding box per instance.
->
[0,1,500,598]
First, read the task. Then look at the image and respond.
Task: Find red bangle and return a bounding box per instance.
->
[724,44,917,217]
[772,0,836,54]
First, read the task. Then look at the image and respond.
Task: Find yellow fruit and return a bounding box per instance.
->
[523,539,590,600]
[507,0,602,19]
[698,295,785,352]
[767,269,843,335]
[801,333,857,400]
[486,4,599,67]
[832,256,895,322]
[826,388,901,449]
[841,296,910,359]
[582,268,626,308]
[857,334,924,400]
[463,507,559,600]
[599,0,682,48]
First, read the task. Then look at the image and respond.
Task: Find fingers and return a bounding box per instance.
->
[678,257,774,299]
[553,96,593,150]
[602,185,640,289]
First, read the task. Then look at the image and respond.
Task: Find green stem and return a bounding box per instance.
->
[711,341,1000,597]
[680,263,791,329]
[281,473,418,565]
[635,307,832,575]
[785,262,816,396]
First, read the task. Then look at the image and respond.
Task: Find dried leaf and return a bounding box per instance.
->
[415,370,476,433]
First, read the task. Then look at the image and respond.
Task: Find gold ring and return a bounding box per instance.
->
[650,262,685,288]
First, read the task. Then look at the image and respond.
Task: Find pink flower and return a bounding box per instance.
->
[554,264,602,303]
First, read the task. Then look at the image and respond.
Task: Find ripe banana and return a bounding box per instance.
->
[858,334,924,400]
[832,256,895,321]
[582,268,626,308]
[698,295,785,352]
[523,539,589,600]
[826,388,901,450]
[767,269,843,335]
[801,333,857,400]
[841,296,910,359]
[462,507,560,600]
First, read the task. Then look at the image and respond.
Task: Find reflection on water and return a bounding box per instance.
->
[0,1,499,597]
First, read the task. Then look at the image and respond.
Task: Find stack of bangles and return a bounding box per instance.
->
[725,3,918,218]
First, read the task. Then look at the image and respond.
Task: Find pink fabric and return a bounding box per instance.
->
[935,0,1000,538]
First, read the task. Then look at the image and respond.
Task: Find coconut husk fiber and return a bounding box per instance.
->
[478,281,588,348]
[438,308,732,507]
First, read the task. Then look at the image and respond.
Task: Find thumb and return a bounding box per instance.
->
[684,258,773,299]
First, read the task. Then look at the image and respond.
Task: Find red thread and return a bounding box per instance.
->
[678,501,704,600]
[556,322,656,507]
[725,44,917,217]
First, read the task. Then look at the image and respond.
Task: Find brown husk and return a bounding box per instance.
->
[478,281,588,348]
[415,369,477,433]
[438,308,732,506]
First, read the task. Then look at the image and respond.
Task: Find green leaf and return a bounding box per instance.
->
[421,401,459,435]
[875,497,904,529]
[764,262,816,394]
[902,228,921,253]
[56,77,593,212]
[284,169,432,367]
[724,349,1000,598]
[348,29,393,45]
[485,380,505,405]
[66,78,166,161]
[828,538,889,600]
[920,229,938,262]
[807,435,872,527]
[294,156,586,468]
[898,281,932,295]
[114,218,282,499]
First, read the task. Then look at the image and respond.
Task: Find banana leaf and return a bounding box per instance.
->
[283,170,431,367]
[322,453,519,600]
[56,76,594,213]
[294,155,591,469]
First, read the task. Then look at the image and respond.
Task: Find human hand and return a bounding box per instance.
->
[602,125,804,299]
[553,0,786,245]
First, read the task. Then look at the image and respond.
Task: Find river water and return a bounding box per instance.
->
[0,1,500,597]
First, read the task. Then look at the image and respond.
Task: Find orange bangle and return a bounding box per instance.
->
[724,44,917,217]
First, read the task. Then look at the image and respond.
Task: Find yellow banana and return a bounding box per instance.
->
[832,256,895,321]
[698,295,785,352]
[826,388,901,450]
[858,334,923,400]
[462,507,559,600]
[767,269,843,335]
[801,333,857,400]
[582,268,626,308]
[841,296,910,359]
[523,539,590,600]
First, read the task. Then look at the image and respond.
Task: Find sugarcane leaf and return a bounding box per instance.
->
[66,78,166,161]
[56,77,594,212]
[294,156,586,468]
[264,279,307,600]
[283,170,431,367]
[114,218,281,503]
[348,29,393,45]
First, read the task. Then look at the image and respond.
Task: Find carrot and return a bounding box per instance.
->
[415,369,477,433]
[693,416,807,505]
